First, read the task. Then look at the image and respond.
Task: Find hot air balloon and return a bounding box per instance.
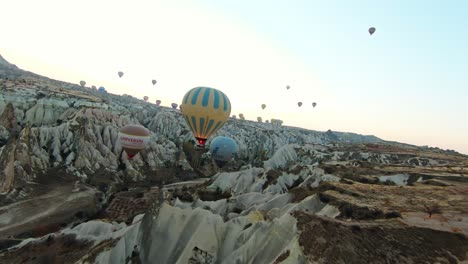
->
[143,96,149,102]
[79,80,86,87]
[298,102,302,107]
[118,124,150,159]
[98,87,106,93]
[156,100,161,106]
[181,87,231,147]
[369,27,376,35]
[171,103,178,109]
[257,117,263,122]
[152,80,157,85]
[261,104,266,110]
[118,71,124,78]
[209,136,238,168]
[91,85,97,90]
[239,114,245,120]
[312,102,317,107]
[271,119,283,126]
[286,85,290,90]
[232,115,237,119]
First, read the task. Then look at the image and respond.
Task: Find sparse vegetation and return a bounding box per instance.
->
[423,202,442,218]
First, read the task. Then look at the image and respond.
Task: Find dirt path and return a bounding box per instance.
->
[0,184,98,238]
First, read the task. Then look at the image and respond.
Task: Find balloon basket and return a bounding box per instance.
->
[194,144,205,151]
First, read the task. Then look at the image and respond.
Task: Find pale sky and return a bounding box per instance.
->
[1,0,467,154]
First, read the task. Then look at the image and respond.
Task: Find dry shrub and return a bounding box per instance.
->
[422,202,442,218]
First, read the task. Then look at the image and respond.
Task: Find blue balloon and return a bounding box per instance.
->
[209,136,238,167]
[98,86,107,93]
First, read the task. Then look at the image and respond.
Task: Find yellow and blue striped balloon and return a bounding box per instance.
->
[181,87,231,146]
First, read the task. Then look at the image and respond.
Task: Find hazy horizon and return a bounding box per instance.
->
[1,0,467,154]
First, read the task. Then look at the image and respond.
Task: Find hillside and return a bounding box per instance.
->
[0,55,467,264]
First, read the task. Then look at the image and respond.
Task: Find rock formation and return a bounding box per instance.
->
[1,55,467,263]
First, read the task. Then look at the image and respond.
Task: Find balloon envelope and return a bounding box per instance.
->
[118,71,124,78]
[298,102,302,107]
[209,136,238,167]
[369,27,376,35]
[98,87,106,93]
[118,124,150,159]
[152,80,157,85]
[239,114,245,120]
[171,103,178,109]
[286,85,290,90]
[181,87,231,146]
[257,117,263,122]
[79,80,86,87]
[261,104,266,110]
[156,100,161,106]
[312,102,317,107]
[143,96,149,102]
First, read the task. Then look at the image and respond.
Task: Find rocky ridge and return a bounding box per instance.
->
[0,55,467,263]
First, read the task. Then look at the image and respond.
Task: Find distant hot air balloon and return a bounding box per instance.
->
[232,115,237,119]
[152,80,157,85]
[118,71,124,78]
[171,103,178,109]
[265,120,269,123]
[209,136,239,168]
[79,80,86,87]
[98,87,106,93]
[298,102,303,107]
[261,104,266,110]
[312,102,317,107]
[156,100,161,106]
[271,119,283,126]
[286,85,290,90]
[181,87,231,147]
[369,27,376,35]
[143,96,149,102]
[257,117,263,122]
[239,114,245,120]
[91,85,97,90]
[118,124,150,159]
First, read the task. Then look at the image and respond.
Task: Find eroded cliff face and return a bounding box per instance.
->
[4,140,467,264]
[0,65,382,199]
[1,55,468,264]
